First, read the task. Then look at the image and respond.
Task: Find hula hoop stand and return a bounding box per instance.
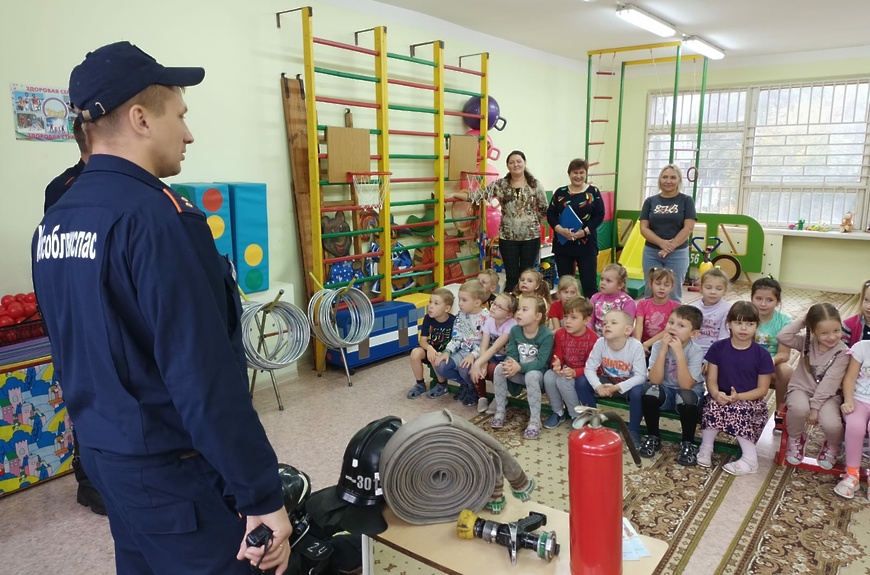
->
[307,272,375,386]
[240,288,312,410]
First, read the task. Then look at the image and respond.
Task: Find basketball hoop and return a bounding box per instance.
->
[460,170,499,194]
[348,171,391,211]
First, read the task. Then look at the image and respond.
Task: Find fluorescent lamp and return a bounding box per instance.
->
[682,36,725,60]
[615,4,675,37]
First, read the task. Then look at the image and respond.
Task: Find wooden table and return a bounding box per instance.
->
[363,502,667,574]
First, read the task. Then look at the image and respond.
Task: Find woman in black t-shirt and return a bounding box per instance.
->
[638,164,697,301]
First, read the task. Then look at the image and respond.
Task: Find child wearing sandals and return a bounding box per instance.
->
[841,279,870,346]
[434,280,490,403]
[542,297,598,429]
[751,277,793,434]
[586,310,647,446]
[835,339,870,499]
[471,293,518,412]
[491,294,554,439]
[406,288,456,399]
[780,303,850,469]
[639,305,706,466]
[547,275,581,331]
[697,302,775,475]
[590,263,637,337]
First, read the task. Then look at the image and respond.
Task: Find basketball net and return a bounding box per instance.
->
[353,174,387,211]
[461,171,498,195]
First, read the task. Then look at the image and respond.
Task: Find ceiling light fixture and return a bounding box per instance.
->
[615,4,675,38]
[682,36,725,60]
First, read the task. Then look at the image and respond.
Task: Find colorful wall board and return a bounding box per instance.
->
[172,183,234,259]
[224,183,270,294]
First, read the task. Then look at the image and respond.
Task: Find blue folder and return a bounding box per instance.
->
[556,205,584,245]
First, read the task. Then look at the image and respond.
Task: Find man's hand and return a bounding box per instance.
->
[237,508,293,574]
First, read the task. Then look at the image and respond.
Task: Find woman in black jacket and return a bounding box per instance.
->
[546,158,606,298]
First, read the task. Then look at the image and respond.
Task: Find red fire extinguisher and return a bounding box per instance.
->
[568,407,641,575]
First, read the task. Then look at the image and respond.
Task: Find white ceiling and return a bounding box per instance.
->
[374,0,870,61]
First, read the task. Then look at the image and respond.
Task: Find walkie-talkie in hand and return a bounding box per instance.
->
[246,524,276,575]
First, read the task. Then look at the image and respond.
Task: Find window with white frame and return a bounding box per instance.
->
[644,80,870,229]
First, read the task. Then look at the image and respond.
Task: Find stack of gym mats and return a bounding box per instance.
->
[172,182,270,293]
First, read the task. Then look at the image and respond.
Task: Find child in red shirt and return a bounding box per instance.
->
[543,297,599,428]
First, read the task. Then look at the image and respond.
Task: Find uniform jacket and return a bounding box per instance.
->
[32,155,282,515]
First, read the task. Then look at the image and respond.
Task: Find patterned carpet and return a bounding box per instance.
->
[718,463,870,574]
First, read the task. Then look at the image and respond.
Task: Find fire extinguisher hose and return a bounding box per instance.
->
[602,411,643,466]
[379,409,534,525]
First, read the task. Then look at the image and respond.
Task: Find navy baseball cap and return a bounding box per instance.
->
[69,41,205,122]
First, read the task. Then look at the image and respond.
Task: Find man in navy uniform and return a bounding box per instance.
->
[44,116,90,213]
[43,115,107,517]
[32,42,291,574]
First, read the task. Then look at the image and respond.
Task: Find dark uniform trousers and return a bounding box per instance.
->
[80,447,251,575]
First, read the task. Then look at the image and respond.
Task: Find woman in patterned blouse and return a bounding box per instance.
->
[454,150,548,292]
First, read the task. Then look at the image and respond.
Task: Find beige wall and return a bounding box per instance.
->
[1,2,867,300]
[609,49,870,293]
[0,0,585,301]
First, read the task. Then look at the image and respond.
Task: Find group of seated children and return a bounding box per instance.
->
[405,264,870,486]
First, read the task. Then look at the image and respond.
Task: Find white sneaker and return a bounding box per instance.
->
[485,398,497,415]
[478,397,489,413]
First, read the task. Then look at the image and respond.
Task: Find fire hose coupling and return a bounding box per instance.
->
[511,477,536,501]
[456,509,560,565]
[572,406,643,467]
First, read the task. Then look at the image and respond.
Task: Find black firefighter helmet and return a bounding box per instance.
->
[305,415,402,535]
[277,463,311,520]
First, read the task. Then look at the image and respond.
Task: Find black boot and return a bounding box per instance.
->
[72,432,107,516]
[76,483,107,515]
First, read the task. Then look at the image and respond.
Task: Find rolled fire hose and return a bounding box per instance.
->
[379,409,535,525]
